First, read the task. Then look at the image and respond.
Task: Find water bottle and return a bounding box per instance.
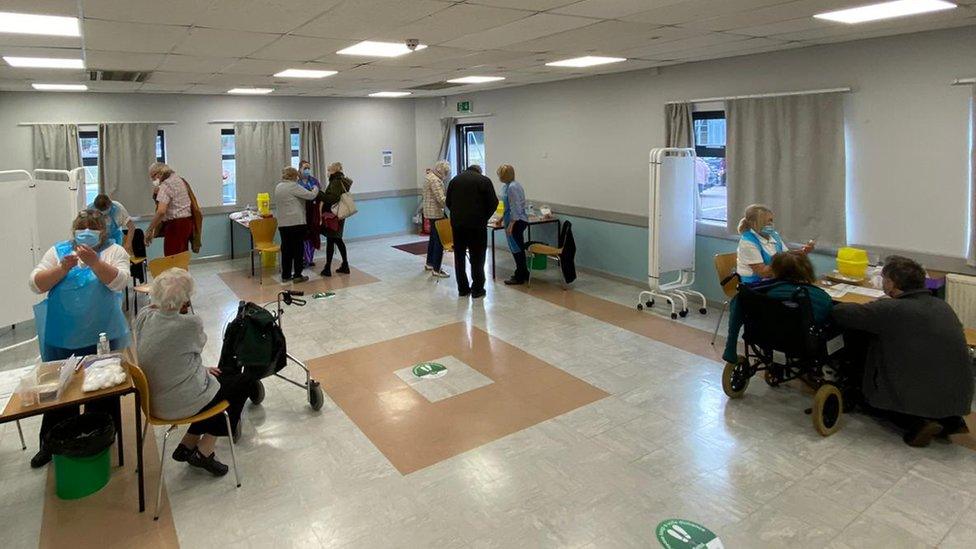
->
[97,333,110,356]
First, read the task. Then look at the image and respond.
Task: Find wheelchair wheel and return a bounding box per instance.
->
[249,380,266,405]
[812,384,843,436]
[764,367,780,387]
[722,359,751,399]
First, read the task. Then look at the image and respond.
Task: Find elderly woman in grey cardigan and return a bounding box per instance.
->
[134,268,250,476]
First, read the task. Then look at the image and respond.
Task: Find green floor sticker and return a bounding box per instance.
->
[655,519,724,549]
[312,292,336,299]
[412,362,447,379]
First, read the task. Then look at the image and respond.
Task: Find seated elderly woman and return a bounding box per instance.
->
[723,251,833,365]
[134,268,251,476]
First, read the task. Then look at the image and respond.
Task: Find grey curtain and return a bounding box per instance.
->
[234,122,290,208]
[437,117,455,162]
[969,86,976,266]
[32,124,81,170]
[665,103,693,148]
[726,93,847,246]
[98,123,158,215]
[298,121,326,181]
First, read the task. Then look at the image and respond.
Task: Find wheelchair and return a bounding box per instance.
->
[721,284,851,436]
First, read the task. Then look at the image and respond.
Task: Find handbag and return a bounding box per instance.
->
[331,180,358,219]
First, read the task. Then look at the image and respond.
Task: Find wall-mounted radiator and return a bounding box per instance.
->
[946,273,976,328]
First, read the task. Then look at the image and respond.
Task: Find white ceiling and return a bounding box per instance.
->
[0,0,974,96]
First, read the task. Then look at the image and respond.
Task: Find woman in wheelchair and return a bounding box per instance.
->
[723,251,832,365]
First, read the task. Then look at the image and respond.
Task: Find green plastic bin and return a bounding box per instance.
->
[53,449,111,499]
[530,253,548,270]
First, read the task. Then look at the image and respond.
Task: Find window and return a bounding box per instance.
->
[290,127,300,168]
[692,111,727,223]
[221,129,237,206]
[455,123,485,174]
[79,129,166,204]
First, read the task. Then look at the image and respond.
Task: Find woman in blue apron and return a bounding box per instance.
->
[498,164,530,285]
[90,194,135,252]
[28,210,132,467]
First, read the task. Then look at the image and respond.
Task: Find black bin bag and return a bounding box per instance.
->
[45,412,116,458]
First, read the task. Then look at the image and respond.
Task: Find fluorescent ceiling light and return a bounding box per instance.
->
[227,87,274,95]
[3,56,83,69]
[336,40,426,57]
[0,11,80,37]
[546,56,627,68]
[814,0,955,24]
[32,83,87,91]
[369,91,411,97]
[446,76,505,84]
[274,68,337,78]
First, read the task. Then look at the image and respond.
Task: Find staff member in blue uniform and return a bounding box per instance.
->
[735,203,814,284]
[27,210,132,467]
[90,194,136,253]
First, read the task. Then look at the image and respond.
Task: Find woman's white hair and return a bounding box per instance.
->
[432,160,451,179]
[150,268,194,311]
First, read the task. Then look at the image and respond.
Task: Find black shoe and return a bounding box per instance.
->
[458,289,471,297]
[471,289,486,299]
[293,275,309,283]
[187,449,229,477]
[903,421,943,448]
[172,443,194,463]
[336,263,350,274]
[320,266,332,277]
[30,449,52,469]
[503,277,525,286]
[281,275,293,282]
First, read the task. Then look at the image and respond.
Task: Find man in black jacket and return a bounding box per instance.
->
[445,165,498,298]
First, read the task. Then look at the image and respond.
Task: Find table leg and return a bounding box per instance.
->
[116,397,124,468]
[491,229,496,280]
[135,391,145,513]
[229,218,235,260]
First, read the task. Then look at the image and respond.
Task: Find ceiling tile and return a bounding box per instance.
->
[621,32,755,59]
[85,50,165,71]
[182,84,231,95]
[83,20,188,53]
[623,0,789,26]
[465,0,579,9]
[369,3,536,45]
[220,58,294,75]
[249,36,351,62]
[156,54,237,73]
[3,0,79,16]
[679,0,856,32]
[86,81,142,92]
[82,0,212,26]
[552,0,686,19]
[192,0,341,33]
[370,45,476,67]
[499,20,676,53]
[138,83,193,93]
[772,6,972,42]
[292,0,453,40]
[0,34,81,49]
[144,71,214,85]
[173,28,279,58]
[419,49,541,70]
[728,17,830,38]
[666,36,793,60]
[440,13,596,50]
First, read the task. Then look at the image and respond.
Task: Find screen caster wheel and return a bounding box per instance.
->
[699,307,708,315]
[678,309,688,318]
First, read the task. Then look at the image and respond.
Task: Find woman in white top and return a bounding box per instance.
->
[735,203,814,285]
[27,209,131,467]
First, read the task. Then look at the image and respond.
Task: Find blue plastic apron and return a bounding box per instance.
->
[739,229,785,284]
[88,202,124,246]
[500,184,520,253]
[34,240,130,359]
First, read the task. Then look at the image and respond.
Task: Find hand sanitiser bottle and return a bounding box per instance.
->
[97,333,110,356]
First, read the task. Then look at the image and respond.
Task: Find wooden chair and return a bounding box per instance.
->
[125,353,241,521]
[132,251,192,309]
[248,217,280,285]
[526,243,569,290]
[711,252,739,345]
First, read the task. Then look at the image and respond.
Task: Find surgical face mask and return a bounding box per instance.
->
[760,224,776,236]
[151,178,161,188]
[302,168,311,177]
[74,229,101,248]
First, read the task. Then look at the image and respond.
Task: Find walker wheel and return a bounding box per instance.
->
[699,307,708,315]
[812,384,844,436]
[249,380,265,405]
[637,304,644,311]
[679,309,688,318]
[308,380,325,411]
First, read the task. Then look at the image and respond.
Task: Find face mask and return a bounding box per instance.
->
[151,178,161,188]
[302,169,311,177]
[760,224,776,236]
[99,208,111,216]
[74,229,101,248]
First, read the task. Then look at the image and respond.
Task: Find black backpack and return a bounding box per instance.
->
[218,301,287,379]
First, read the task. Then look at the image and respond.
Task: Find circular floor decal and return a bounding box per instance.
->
[655,519,724,549]
[412,362,447,379]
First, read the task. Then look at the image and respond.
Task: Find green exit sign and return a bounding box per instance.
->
[457,101,471,113]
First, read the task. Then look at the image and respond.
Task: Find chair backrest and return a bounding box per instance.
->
[147,250,191,278]
[714,252,739,299]
[130,228,146,259]
[125,358,154,420]
[249,217,278,246]
[738,284,822,360]
[435,218,453,250]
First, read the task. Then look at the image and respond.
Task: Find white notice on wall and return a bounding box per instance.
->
[382,150,393,167]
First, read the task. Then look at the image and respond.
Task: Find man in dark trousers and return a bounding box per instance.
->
[445,165,498,298]
[832,255,973,447]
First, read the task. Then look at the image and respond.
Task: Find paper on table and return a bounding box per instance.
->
[847,286,886,298]
[823,287,848,298]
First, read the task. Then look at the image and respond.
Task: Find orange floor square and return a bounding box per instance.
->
[306,322,609,474]
[217,265,378,303]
